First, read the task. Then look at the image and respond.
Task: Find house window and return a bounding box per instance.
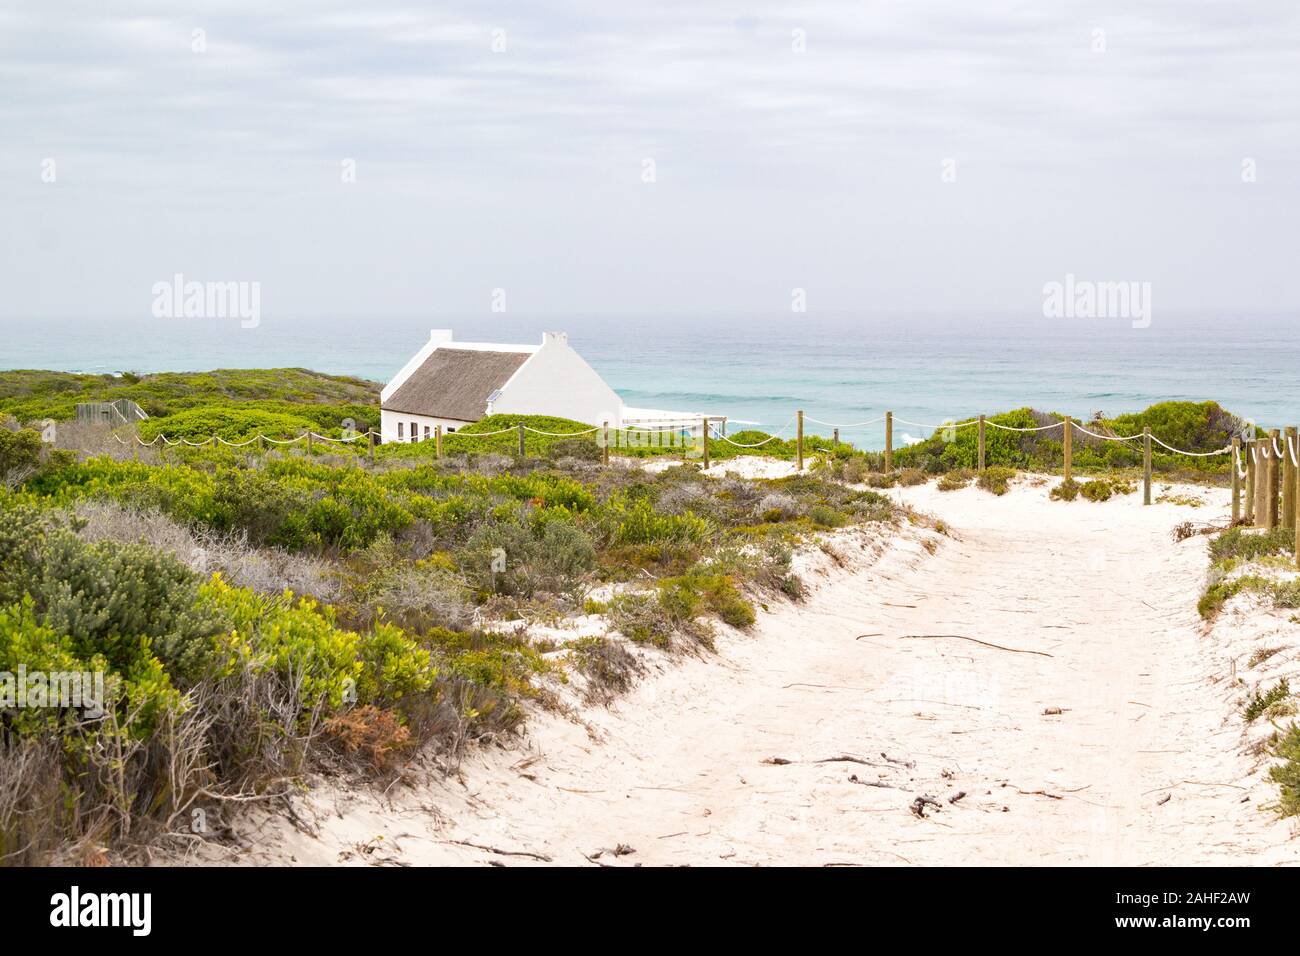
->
[397,422,403,438]
[410,421,418,443]
[424,425,430,439]
[447,427,456,433]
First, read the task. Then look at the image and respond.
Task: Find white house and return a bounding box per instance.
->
[380,329,721,444]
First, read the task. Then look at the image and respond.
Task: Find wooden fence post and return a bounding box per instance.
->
[977,414,986,472]
[1253,441,1263,527]
[1270,429,1282,529]
[602,421,610,466]
[701,418,710,469]
[1284,426,1297,530]
[258,434,265,454]
[1231,436,1241,524]
[884,411,893,472]
[1263,430,1279,530]
[1295,449,1300,569]
[796,410,804,471]
[306,430,313,455]
[435,425,443,459]
[1245,439,1256,523]
[1143,426,1152,505]
[832,427,839,449]
[517,423,526,458]
[1062,417,1072,482]
[367,429,375,465]
[1255,440,1269,528]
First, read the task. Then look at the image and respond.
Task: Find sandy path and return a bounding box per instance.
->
[247,480,1300,866]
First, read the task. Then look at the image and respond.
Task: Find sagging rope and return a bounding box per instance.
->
[1147,434,1232,457]
[892,417,980,430]
[1067,419,1230,457]
[705,415,798,447]
[984,419,1066,433]
[522,425,602,437]
[803,415,887,428]
[1068,421,1143,442]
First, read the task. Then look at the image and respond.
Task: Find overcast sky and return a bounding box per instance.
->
[2,0,1297,321]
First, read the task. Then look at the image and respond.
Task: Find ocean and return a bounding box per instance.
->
[4,311,1295,450]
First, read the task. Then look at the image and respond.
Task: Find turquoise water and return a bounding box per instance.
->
[4,312,1295,450]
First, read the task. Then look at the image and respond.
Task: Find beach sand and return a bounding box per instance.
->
[215,474,1300,866]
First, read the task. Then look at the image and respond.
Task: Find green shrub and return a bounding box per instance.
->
[1245,678,1291,722]
[202,574,431,709]
[1270,724,1300,816]
[977,466,1015,496]
[0,428,43,481]
[808,504,847,528]
[1050,478,1080,501]
[1210,527,1294,564]
[138,407,320,443]
[937,470,972,492]
[612,498,712,545]
[1080,479,1112,502]
[608,593,675,647]
[1198,573,1268,619]
[37,530,223,685]
[0,368,378,425]
[658,570,756,630]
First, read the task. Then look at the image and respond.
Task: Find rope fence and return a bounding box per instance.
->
[102,413,1247,461]
[96,407,1300,537]
[103,408,1245,471]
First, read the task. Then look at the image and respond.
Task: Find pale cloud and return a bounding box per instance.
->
[0,0,1297,320]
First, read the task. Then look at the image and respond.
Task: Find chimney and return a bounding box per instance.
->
[541,331,568,347]
[430,329,453,346]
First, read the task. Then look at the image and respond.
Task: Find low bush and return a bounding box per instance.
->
[937,470,973,492]
[808,504,847,528]
[1210,527,1295,564]
[1270,724,1300,816]
[897,468,928,487]
[607,593,675,647]
[1245,678,1291,723]
[1080,479,1112,502]
[977,466,1015,496]
[1050,478,1080,501]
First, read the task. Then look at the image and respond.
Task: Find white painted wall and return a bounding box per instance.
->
[491,332,625,427]
[380,408,471,445]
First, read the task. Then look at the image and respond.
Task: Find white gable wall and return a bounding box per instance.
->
[491,332,625,427]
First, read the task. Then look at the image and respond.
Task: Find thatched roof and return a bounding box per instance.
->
[382,347,531,422]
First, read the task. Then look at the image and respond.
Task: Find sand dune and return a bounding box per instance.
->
[225,477,1300,866]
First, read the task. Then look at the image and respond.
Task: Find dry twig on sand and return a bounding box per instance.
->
[849,774,901,790]
[900,634,1053,658]
[445,839,552,862]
